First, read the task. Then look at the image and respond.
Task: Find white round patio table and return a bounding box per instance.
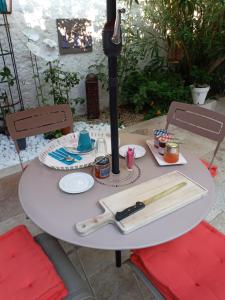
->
[19,133,215,266]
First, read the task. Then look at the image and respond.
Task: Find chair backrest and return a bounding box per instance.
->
[6,104,73,153]
[166,101,225,167]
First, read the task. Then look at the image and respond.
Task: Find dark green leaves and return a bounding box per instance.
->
[0,67,14,86]
[43,60,80,114]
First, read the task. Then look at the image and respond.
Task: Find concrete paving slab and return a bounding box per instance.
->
[77,247,116,278]
[68,249,87,281]
[77,247,131,278]
[89,263,149,300]
[0,172,23,222]
[0,213,42,236]
[210,212,225,234]
[134,273,156,300]
[58,239,76,255]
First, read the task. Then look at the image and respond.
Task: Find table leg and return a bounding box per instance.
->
[115,250,122,267]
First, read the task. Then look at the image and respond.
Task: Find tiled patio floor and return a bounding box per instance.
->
[0,99,225,299]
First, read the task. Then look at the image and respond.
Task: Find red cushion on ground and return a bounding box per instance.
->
[0,225,68,300]
[131,221,225,300]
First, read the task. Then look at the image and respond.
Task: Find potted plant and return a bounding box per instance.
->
[190,66,212,105]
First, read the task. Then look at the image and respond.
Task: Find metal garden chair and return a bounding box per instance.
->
[165,101,225,169]
[6,104,73,170]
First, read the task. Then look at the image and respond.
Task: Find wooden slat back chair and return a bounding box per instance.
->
[6,104,73,170]
[166,101,225,169]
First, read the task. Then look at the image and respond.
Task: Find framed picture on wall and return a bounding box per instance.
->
[56,18,93,55]
[0,0,12,14]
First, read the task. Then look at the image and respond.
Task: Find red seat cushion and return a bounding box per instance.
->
[131,221,225,300]
[0,225,68,300]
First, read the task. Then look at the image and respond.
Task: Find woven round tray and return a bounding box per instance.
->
[39,132,112,170]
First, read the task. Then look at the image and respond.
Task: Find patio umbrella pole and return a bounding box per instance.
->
[103,0,123,174]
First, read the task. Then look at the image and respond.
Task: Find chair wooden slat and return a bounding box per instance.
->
[166,101,225,167]
[171,109,223,141]
[15,111,67,133]
[5,104,73,170]
[6,104,73,142]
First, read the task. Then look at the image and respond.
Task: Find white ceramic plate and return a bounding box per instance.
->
[146,140,187,166]
[119,144,146,158]
[59,172,94,194]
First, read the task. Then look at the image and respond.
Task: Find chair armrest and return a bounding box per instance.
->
[35,233,95,300]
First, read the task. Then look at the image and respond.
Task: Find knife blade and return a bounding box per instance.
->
[115,181,187,221]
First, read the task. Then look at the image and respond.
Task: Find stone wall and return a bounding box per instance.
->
[3,0,109,114]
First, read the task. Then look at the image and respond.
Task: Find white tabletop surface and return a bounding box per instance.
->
[19,133,215,250]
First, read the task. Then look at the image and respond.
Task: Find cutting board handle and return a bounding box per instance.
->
[75,211,114,236]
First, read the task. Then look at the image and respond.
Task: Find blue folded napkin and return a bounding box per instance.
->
[48,152,74,165]
[57,148,82,160]
[48,148,82,165]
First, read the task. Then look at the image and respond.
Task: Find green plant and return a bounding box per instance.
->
[121,67,191,116]
[43,60,83,113]
[0,66,14,86]
[0,92,10,134]
[191,66,212,87]
[88,60,108,90]
[143,0,225,86]
[44,130,63,140]
[0,67,15,133]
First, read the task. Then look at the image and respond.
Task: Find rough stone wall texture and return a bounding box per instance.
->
[2,0,109,114]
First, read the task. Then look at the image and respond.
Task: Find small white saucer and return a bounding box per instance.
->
[59,172,94,194]
[119,144,146,158]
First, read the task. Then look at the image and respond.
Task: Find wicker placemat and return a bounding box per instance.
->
[39,132,112,170]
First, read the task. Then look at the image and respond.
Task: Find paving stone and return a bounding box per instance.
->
[0,213,42,236]
[58,239,76,255]
[90,263,144,300]
[77,247,131,278]
[0,172,24,222]
[68,249,88,281]
[77,247,116,278]
[210,212,225,234]
[205,181,225,222]
[134,275,157,300]
[205,206,222,223]
[110,279,145,300]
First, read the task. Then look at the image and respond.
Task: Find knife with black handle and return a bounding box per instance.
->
[115,182,187,221]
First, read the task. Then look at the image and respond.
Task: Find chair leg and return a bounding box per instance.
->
[18,154,25,171]
[208,142,220,170]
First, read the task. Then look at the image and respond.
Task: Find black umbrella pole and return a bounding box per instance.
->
[108,56,120,174]
[103,0,120,174]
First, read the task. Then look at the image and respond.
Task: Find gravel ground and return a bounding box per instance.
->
[76,108,144,127]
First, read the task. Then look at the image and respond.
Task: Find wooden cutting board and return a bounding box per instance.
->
[75,171,208,236]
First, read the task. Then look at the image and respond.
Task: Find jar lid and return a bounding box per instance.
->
[153,129,167,137]
[166,142,179,149]
[95,156,109,165]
